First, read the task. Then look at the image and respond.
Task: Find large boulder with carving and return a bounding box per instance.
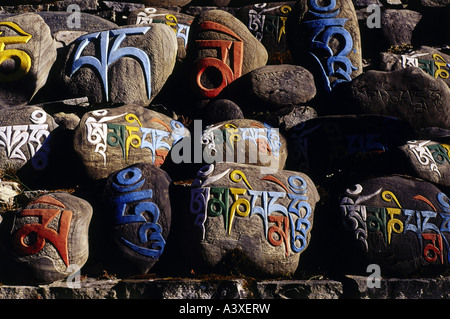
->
[201,119,288,170]
[57,24,178,106]
[0,13,57,107]
[185,162,320,277]
[4,192,92,284]
[103,163,172,275]
[339,175,450,276]
[348,67,450,129]
[286,0,362,94]
[73,104,190,181]
[186,9,268,100]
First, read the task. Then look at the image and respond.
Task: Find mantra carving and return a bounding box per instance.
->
[401,53,450,80]
[13,195,73,267]
[135,8,190,49]
[0,110,51,170]
[190,166,312,257]
[192,21,244,98]
[110,166,165,258]
[202,122,282,160]
[70,27,152,102]
[303,0,358,91]
[408,140,450,178]
[248,3,292,43]
[341,185,450,265]
[85,109,186,166]
[0,21,32,82]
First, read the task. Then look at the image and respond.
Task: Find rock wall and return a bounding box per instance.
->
[0,0,449,294]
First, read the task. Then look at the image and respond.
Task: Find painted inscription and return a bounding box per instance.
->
[202,122,282,163]
[0,110,51,170]
[13,195,73,267]
[85,109,186,166]
[340,184,450,265]
[408,140,450,178]
[302,0,358,91]
[135,8,190,49]
[110,166,165,258]
[190,167,312,257]
[192,21,244,98]
[70,27,152,102]
[0,21,32,82]
[401,53,450,80]
[247,3,292,43]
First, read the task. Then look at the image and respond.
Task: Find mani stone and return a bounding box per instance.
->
[103,163,172,275]
[127,8,193,60]
[379,46,450,88]
[380,9,422,47]
[235,2,296,65]
[187,9,268,100]
[0,105,58,174]
[219,64,316,113]
[201,118,288,171]
[339,175,450,276]
[6,192,93,284]
[285,115,417,182]
[73,104,190,181]
[0,13,57,108]
[58,23,178,106]
[349,67,450,129]
[186,162,320,277]
[395,139,450,187]
[286,0,363,93]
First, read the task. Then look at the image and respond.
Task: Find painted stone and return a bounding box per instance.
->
[73,104,190,181]
[59,23,178,105]
[286,115,417,181]
[0,105,58,174]
[339,175,450,275]
[379,46,450,88]
[103,163,172,275]
[127,7,193,61]
[286,0,363,93]
[219,64,316,113]
[349,67,450,129]
[0,13,57,108]
[236,2,296,65]
[396,139,450,187]
[187,9,268,100]
[186,162,320,277]
[201,118,288,171]
[6,192,92,284]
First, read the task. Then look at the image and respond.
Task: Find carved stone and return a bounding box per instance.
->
[103,163,172,275]
[339,175,450,276]
[73,104,190,181]
[185,162,320,277]
[5,192,92,284]
[0,13,57,107]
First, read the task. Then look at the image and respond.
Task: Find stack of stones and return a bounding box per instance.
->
[0,0,448,284]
